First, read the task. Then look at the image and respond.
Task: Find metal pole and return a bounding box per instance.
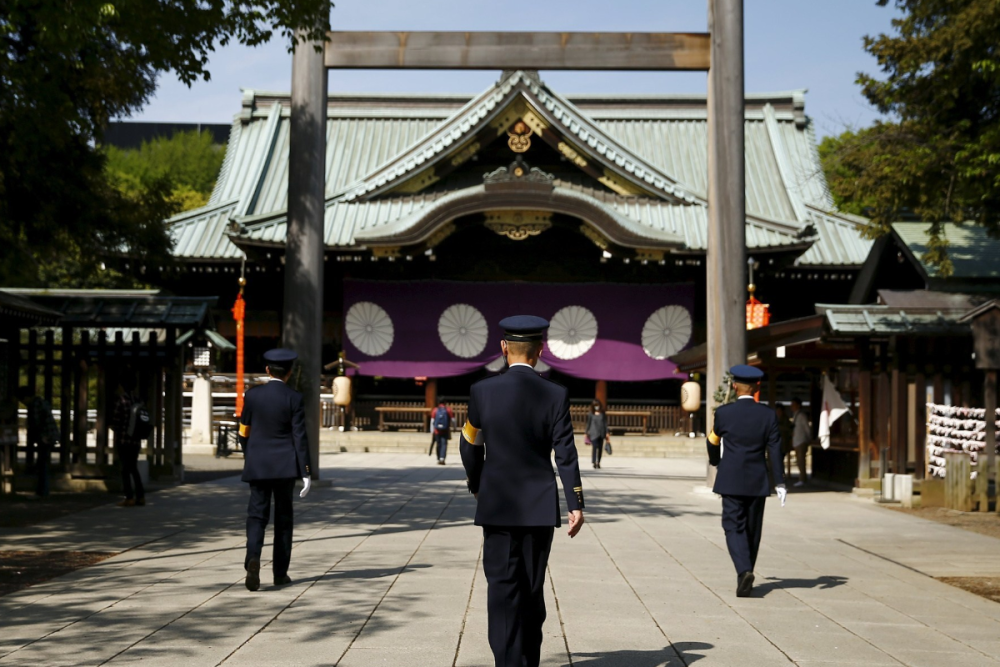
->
[285,29,327,479]
[706,0,747,433]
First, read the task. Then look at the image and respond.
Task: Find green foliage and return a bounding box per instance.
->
[105,130,225,213]
[819,0,1000,276]
[712,373,735,413]
[0,0,330,287]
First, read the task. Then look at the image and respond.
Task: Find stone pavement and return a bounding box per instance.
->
[2,453,1000,667]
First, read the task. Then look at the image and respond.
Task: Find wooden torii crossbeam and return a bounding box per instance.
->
[287,2,747,479]
[323,31,710,70]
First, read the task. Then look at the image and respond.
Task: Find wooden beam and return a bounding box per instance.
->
[324,31,711,71]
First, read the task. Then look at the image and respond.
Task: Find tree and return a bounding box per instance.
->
[1,0,329,286]
[105,130,227,213]
[820,0,1000,276]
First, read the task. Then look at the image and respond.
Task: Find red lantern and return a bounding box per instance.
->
[232,277,246,417]
[746,295,770,330]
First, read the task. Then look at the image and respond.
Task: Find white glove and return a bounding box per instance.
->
[776,485,787,507]
[300,477,311,499]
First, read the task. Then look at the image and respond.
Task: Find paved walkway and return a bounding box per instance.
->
[2,454,1000,667]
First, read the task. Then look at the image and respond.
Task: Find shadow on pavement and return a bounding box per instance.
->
[754,575,849,597]
[570,642,713,666]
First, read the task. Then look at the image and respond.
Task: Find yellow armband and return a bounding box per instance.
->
[707,430,720,446]
[462,421,484,446]
[239,423,251,438]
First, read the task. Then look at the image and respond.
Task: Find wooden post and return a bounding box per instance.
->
[913,373,926,479]
[985,370,997,511]
[425,378,437,410]
[27,329,37,395]
[150,331,163,470]
[858,367,872,482]
[596,379,608,408]
[285,27,327,480]
[944,451,972,512]
[890,349,907,474]
[164,327,182,478]
[95,331,108,466]
[43,330,54,407]
[60,326,72,466]
[74,330,89,465]
[705,0,747,437]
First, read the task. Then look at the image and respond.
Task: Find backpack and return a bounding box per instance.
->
[127,398,153,440]
[433,407,450,432]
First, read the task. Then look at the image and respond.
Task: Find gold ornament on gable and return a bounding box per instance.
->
[507,120,533,153]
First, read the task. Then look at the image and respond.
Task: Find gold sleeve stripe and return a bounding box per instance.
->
[708,430,720,446]
[462,421,481,445]
[573,486,583,492]
[239,423,250,438]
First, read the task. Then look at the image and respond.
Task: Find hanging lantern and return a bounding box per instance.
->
[681,381,701,413]
[232,273,247,417]
[332,375,352,407]
[746,293,771,330]
[745,257,770,330]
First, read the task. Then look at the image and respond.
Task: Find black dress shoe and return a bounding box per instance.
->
[245,559,260,592]
[736,571,755,598]
[273,575,292,586]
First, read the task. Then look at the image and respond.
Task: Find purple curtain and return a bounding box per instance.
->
[343,279,694,381]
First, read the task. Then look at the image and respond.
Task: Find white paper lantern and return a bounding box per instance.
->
[438,304,489,358]
[547,306,598,360]
[681,381,701,412]
[345,301,394,356]
[332,376,352,406]
[641,305,692,360]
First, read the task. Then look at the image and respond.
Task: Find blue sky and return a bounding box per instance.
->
[134,0,901,138]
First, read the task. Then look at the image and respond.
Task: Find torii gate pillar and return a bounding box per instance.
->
[706,0,747,439]
[285,30,327,479]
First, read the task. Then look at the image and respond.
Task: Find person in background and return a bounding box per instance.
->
[774,404,793,476]
[585,399,609,469]
[110,375,146,507]
[433,401,452,465]
[790,398,811,487]
[16,386,59,497]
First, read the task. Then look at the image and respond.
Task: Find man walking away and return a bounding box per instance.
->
[707,366,786,598]
[239,349,312,591]
[16,386,59,497]
[460,315,585,667]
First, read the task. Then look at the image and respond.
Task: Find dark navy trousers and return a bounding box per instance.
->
[246,479,296,578]
[482,526,554,667]
[721,495,766,575]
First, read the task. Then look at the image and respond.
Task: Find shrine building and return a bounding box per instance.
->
[160,70,871,425]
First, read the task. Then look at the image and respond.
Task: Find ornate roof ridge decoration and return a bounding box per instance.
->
[483,157,554,192]
[338,70,700,205]
[484,210,553,241]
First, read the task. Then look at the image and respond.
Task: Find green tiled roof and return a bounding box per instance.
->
[168,71,871,267]
[893,222,1000,279]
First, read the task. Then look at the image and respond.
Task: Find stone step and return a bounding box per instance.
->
[318,431,706,459]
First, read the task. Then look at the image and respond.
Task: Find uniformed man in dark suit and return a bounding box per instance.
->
[460,316,585,667]
[707,365,787,598]
[238,349,312,592]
